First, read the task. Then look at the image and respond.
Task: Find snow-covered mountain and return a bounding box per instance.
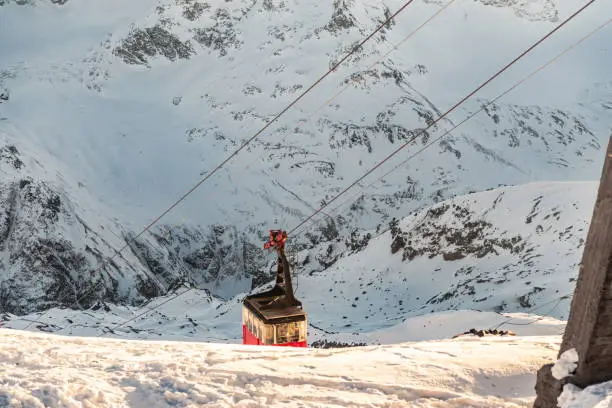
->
[290,181,595,333]
[0,140,175,314]
[0,181,594,347]
[0,0,611,317]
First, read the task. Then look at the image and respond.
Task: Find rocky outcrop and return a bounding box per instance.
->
[114,25,195,65]
[0,175,273,314]
[192,8,243,56]
[126,223,269,298]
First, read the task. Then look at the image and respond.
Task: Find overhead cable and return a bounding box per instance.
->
[287,0,599,237]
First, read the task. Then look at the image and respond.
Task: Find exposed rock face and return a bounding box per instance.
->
[324,0,358,34]
[388,202,526,264]
[533,364,564,408]
[0,0,69,5]
[0,178,112,314]
[192,8,243,56]
[0,143,270,314]
[125,223,269,298]
[473,0,559,22]
[0,88,9,103]
[114,25,195,65]
[0,175,271,314]
[0,145,23,169]
[177,0,210,21]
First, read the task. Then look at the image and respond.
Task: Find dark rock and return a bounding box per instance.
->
[443,251,465,261]
[114,25,195,65]
[310,339,366,348]
[533,363,564,408]
[179,0,210,21]
[324,0,357,34]
[192,8,242,57]
[346,229,371,253]
[1,145,24,170]
[390,235,405,254]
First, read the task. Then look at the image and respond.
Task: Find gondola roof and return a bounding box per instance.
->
[244,286,305,324]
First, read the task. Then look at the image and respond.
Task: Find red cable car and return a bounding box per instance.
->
[242,230,307,347]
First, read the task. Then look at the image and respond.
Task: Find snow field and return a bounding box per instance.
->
[0,328,562,408]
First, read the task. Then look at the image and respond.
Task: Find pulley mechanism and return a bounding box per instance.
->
[264,229,288,251]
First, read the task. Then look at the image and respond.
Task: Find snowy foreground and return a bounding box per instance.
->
[1,329,610,408]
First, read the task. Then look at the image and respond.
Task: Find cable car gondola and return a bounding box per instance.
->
[242,230,307,347]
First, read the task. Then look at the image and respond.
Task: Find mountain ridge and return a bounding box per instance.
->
[0,0,610,317]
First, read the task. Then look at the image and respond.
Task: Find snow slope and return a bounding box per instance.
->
[559,382,612,408]
[0,0,611,310]
[2,297,567,346]
[283,181,595,335]
[0,138,192,315]
[0,327,564,407]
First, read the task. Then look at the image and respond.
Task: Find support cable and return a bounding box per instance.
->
[287,0,598,237]
[24,0,421,331]
[295,15,612,237]
[88,3,602,337]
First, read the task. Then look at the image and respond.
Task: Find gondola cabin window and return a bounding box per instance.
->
[275,321,304,344]
[264,325,274,344]
[242,302,307,347]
